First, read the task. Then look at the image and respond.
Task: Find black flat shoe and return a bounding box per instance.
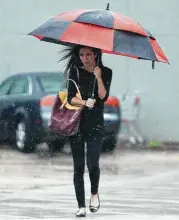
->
[89,194,100,213]
[75,208,86,217]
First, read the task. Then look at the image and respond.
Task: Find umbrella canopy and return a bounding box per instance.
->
[28,5,169,66]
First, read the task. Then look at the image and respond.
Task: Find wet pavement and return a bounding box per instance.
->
[0,144,179,219]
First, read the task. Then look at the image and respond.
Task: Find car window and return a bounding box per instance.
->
[8,77,29,95]
[37,74,65,93]
[0,78,15,96]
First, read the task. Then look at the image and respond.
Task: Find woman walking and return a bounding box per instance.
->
[61,44,112,217]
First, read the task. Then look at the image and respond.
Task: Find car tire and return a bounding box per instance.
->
[102,135,118,153]
[15,119,36,153]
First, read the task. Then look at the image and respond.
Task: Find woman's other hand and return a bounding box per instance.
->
[85,98,96,108]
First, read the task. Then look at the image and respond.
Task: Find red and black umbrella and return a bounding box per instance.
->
[28,4,169,67]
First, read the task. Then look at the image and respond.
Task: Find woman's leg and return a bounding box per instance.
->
[86,130,103,195]
[69,133,86,208]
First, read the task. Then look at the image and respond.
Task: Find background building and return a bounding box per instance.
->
[0,0,178,142]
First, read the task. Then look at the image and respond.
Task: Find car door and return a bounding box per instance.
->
[0,77,16,134]
[6,75,31,113]
[0,75,31,137]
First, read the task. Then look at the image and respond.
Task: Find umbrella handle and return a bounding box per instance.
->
[106,3,110,10]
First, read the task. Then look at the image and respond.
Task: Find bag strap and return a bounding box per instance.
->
[66,67,82,99]
[67,67,96,99]
[66,66,79,84]
[67,78,82,99]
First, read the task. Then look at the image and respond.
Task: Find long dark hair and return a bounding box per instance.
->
[59,44,104,76]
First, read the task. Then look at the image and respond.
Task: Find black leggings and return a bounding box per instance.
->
[69,128,103,208]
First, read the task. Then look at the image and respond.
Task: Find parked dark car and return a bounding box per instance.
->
[0,71,121,153]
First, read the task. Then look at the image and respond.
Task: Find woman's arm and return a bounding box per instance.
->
[94,67,112,102]
[70,97,86,106]
[96,77,107,100]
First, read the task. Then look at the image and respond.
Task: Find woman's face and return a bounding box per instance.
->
[79,47,96,68]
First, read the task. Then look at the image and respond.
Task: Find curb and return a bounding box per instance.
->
[118,140,179,151]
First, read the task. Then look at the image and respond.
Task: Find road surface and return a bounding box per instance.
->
[0,144,179,219]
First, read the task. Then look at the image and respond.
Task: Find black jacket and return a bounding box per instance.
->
[67,66,112,131]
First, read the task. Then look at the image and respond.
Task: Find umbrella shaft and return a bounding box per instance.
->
[88,77,96,110]
[91,77,96,98]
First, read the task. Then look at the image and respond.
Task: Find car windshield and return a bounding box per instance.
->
[37,74,66,93]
